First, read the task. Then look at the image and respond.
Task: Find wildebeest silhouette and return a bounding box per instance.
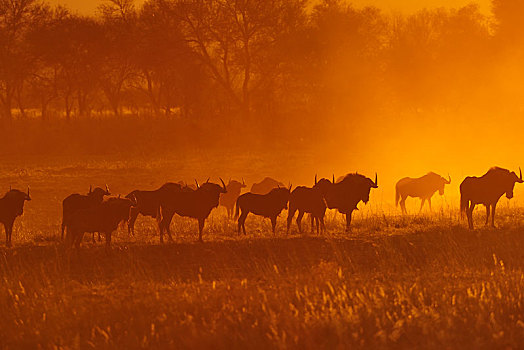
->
[395,172,451,214]
[65,196,137,249]
[0,188,31,247]
[159,179,227,242]
[286,176,326,234]
[177,181,197,191]
[61,185,110,241]
[315,173,378,231]
[219,179,247,218]
[460,167,523,229]
[235,186,291,235]
[125,182,184,236]
[250,177,285,195]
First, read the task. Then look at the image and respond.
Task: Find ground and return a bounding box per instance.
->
[1,155,524,349]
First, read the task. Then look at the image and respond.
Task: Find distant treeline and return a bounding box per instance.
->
[0,0,522,132]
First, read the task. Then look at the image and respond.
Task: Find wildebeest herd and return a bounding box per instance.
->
[0,166,522,248]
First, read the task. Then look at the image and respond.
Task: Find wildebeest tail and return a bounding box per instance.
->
[460,191,467,218]
[234,197,240,219]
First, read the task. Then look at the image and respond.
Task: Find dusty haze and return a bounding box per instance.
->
[1,0,523,209]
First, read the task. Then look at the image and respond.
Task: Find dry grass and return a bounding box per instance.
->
[2,156,524,349]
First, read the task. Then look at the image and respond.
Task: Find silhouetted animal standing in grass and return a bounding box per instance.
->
[159,179,227,242]
[65,196,137,249]
[460,167,523,229]
[126,182,184,236]
[0,188,31,247]
[287,176,326,234]
[250,177,285,195]
[315,173,378,231]
[395,172,451,214]
[236,186,291,235]
[61,185,110,241]
[220,179,247,218]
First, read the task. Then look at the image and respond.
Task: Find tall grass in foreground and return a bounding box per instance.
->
[2,220,524,348]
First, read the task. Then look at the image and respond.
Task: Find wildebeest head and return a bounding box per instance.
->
[88,185,111,202]
[198,178,227,195]
[425,172,451,195]
[176,180,197,191]
[313,177,333,194]
[338,173,378,204]
[227,179,246,192]
[438,174,452,195]
[505,168,523,199]
[4,187,31,216]
[127,193,138,207]
[361,173,378,203]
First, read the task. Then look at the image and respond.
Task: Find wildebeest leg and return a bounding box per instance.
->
[238,211,249,235]
[128,207,139,235]
[485,205,490,226]
[6,220,14,247]
[311,215,315,234]
[319,216,326,234]
[399,197,407,215]
[419,198,426,213]
[198,218,205,242]
[296,211,304,234]
[165,222,174,242]
[64,228,73,249]
[345,211,353,232]
[286,207,297,234]
[3,223,7,247]
[427,197,432,211]
[160,210,175,243]
[491,203,496,228]
[270,216,277,234]
[106,231,112,248]
[74,232,84,249]
[467,203,475,230]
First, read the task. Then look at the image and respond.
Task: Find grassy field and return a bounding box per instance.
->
[2,155,524,349]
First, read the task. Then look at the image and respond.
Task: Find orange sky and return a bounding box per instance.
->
[51,0,492,15]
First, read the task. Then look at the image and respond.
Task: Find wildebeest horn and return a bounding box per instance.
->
[520,167,522,182]
[27,186,30,196]
[195,179,200,189]
[105,184,110,193]
[332,174,335,183]
[89,185,92,194]
[447,174,451,184]
[315,174,317,185]
[289,183,293,191]
[374,173,378,187]
[220,177,226,191]
[206,178,210,183]
[242,177,245,185]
